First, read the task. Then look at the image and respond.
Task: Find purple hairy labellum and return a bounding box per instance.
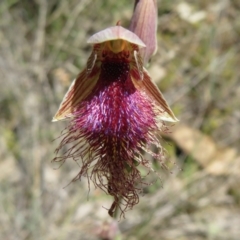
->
[52,25,178,217]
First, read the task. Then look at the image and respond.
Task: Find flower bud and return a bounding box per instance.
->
[129,0,158,65]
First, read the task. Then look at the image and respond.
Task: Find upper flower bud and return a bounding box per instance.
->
[129,0,158,65]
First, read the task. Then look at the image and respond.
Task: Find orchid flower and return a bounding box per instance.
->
[53,24,178,217]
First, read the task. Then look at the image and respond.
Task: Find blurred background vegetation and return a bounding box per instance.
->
[0,0,240,239]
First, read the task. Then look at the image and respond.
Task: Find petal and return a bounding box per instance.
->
[87,26,146,48]
[52,53,100,122]
[131,69,179,122]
